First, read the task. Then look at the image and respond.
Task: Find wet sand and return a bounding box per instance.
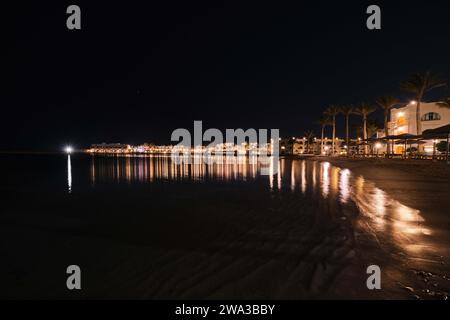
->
[1,185,367,299]
[310,157,450,299]
[1,155,449,299]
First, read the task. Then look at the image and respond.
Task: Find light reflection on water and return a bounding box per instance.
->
[89,155,263,183]
[83,155,432,255]
[67,155,72,194]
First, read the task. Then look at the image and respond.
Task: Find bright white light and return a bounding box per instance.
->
[424,146,434,153]
[410,100,417,105]
[324,146,330,151]
[398,112,405,117]
[65,146,73,154]
[375,143,382,149]
[67,154,72,193]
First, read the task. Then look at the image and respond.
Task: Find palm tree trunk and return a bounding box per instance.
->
[345,114,350,150]
[332,116,336,156]
[416,101,422,135]
[415,89,425,135]
[416,94,425,154]
[363,115,368,155]
[384,112,389,156]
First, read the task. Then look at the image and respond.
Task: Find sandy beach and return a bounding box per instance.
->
[1,154,449,299]
[308,156,450,299]
[310,157,450,220]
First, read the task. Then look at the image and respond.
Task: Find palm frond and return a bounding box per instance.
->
[339,105,355,115]
[317,116,332,126]
[324,105,341,117]
[354,103,377,116]
[401,71,446,95]
[376,96,400,110]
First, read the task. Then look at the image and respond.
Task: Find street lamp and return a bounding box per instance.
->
[65,146,74,154]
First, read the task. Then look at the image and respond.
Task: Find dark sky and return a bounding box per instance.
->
[5,0,450,151]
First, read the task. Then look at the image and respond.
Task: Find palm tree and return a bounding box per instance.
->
[354,103,377,155]
[318,116,332,155]
[367,122,379,155]
[366,122,379,139]
[339,105,355,152]
[324,105,340,156]
[353,124,363,140]
[303,130,315,154]
[401,71,446,135]
[376,96,400,155]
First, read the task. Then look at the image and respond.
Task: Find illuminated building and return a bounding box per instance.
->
[380,101,450,154]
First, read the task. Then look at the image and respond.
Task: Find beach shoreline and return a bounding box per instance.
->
[303,156,450,299]
[1,154,449,299]
[306,156,450,212]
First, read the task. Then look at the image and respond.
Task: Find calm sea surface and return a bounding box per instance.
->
[0,154,446,299]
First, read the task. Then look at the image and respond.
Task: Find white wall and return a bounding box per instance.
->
[390,102,450,135]
[389,102,450,153]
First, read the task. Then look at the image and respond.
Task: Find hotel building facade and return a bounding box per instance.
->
[382,101,450,154]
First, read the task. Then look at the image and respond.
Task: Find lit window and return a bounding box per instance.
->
[421,112,441,121]
[397,116,407,126]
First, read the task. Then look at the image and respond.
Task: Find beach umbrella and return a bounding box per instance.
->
[394,139,426,145]
[391,133,421,140]
[362,137,382,142]
[379,135,399,157]
[394,139,426,156]
[382,134,420,157]
[422,124,450,137]
[422,125,450,162]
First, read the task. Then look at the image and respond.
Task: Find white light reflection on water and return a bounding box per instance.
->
[351,173,431,254]
[86,156,438,261]
[67,155,72,193]
[320,162,330,197]
[339,168,350,203]
[291,161,296,192]
[312,161,317,191]
[269,157,282,191]
[301,160,307,194]
[88,156,433,248]
[289,160,432,255]
[91,155,273,184]
[277,160,282,190]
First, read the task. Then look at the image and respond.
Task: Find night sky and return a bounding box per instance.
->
[5,1,450,151]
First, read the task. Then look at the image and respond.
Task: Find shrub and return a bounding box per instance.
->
[437,141,450,153]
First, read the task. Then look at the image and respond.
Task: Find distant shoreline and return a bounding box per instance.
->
[0,151,63,155]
